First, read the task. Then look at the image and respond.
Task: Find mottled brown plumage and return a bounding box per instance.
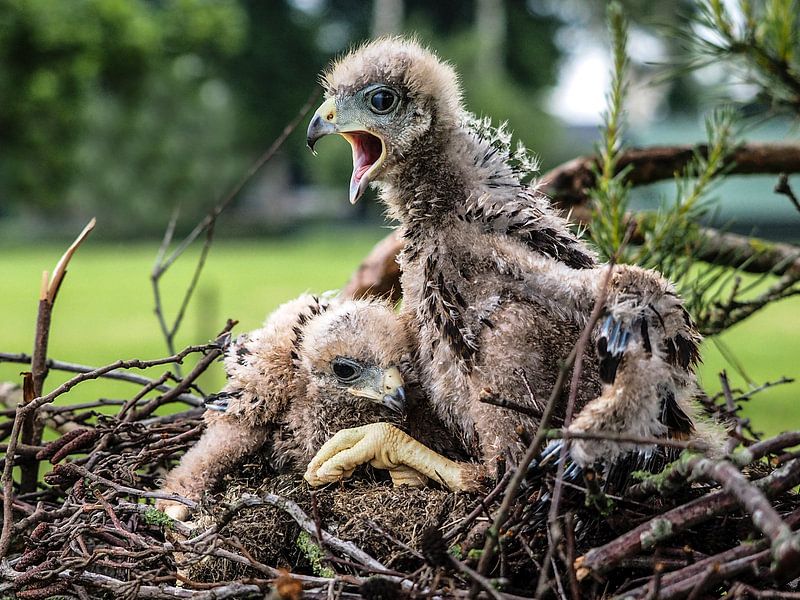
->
[158,293,465,520]
[304,37,724,491]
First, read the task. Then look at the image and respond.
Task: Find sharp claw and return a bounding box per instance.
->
[565,461,583,481]
[600,315,613,338]
[601,314,641,357]
[537,440,563,465]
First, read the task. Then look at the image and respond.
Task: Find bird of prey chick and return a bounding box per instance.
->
[158,293,467,521]
[304,37,723,491]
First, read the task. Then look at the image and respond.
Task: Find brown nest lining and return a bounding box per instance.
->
[185,465,468,582]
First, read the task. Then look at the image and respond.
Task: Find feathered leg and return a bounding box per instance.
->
[157,412,268,521]
[566,266,720,476]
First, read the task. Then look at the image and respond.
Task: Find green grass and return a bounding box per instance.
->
[0,227,389,405]
[1,229,798,436]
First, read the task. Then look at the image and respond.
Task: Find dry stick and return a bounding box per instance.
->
[702,270,800,336]
[471,262,616,598]
[3,220,95,537]
[534,261,616,599]
[235,493,387,572]
[623,453,800,576]
[575,456,800,581]
[444,470,513,542]
[130,324,236,421]
[20,218,96,494]
[69,464,199,509]
[721,370,743,454]
[731,583,800,599]
[479,391,543,419]
[563,513,581,600]
[0,340,220,558]
[0,562,263,600]
[623,507,800,600]
[150,88,320,361]
[775,172,800,213]
[0,353,202,406]
[543,142,800,213]
[197,492,430,593]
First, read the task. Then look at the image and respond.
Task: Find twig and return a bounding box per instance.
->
[235,493,387,572]
[0,353,202,406]
[731,582,800,599]
[70,464,199,508]
[479,389,543,419]
[575,457,800,580]
[21,218,95,494]
[150,88,320,361]
[0,562,263,599]
[472,261,616,599]
[774,173,800,214]
[444,470,512,542]
[627,453,800,575]
[701,269,800,336]
[643,561,663,600]
[721,370,745,453]
[535,261,616,598]
[363,518,423,559]
[130,325,235,420]
[0,335,226,558]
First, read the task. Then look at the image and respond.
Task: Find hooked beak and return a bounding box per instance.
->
[380,366,406,415]
[348,365,406,415]
[306,97,338,153]
[306,97,387,204]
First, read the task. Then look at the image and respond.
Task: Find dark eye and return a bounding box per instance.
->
[368,88,398,114]
[332,357,362,382]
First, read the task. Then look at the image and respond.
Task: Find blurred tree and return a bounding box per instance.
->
[372,0,404,36]
[220,1,324,158]
[0,0,245,219]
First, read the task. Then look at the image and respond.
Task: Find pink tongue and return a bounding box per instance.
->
[354,163,371,182]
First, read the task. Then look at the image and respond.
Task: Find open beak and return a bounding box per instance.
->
[348,365,406,415]
[306,97,387,204]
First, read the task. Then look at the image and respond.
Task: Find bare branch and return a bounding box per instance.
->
[0,353,202,406]
[150,89,320,360]
[774,173,800,214]
[575,457,800,580]
[542,143,800,212]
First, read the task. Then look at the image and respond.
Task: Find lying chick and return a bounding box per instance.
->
[158,294,463,520]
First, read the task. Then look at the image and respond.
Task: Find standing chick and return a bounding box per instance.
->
[158,294,465,521]
[303,37,723,491]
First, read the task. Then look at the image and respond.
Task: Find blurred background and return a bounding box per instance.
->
[1,0,798,434]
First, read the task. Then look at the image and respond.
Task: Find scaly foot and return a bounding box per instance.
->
[304,422,472,491]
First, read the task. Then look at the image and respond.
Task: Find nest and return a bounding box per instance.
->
[186,466,468,581]
[2,362,800,600]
